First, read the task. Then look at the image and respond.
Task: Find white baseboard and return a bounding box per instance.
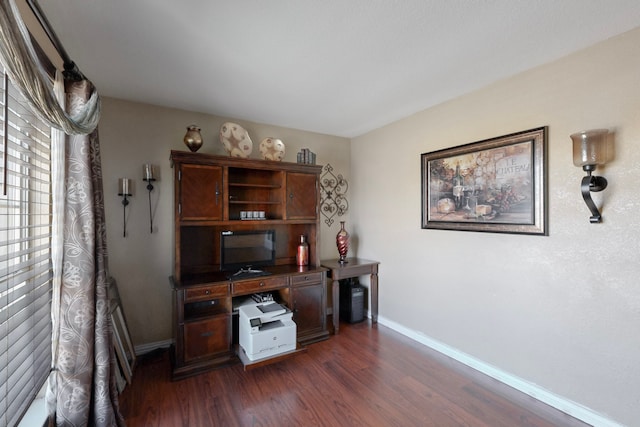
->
[134,339,173,356]
[377,315,622,427]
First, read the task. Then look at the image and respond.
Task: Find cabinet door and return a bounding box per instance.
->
[286,172,317,219]
[180,164,223,220]
[292,283,325,337]
[183,316,231,362]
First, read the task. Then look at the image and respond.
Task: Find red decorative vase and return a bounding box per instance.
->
[336,221,350,263]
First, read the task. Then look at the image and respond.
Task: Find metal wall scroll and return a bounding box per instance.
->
[320,163,349,226]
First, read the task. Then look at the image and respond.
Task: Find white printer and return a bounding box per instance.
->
[238,301,296,361]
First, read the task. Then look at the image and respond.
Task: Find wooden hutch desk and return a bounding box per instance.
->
[169,151,328,378]
[320,258,379,334]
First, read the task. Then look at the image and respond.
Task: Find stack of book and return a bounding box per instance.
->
[297,148,316,164]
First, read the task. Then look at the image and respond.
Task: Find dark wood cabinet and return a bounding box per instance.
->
[291,273,326,343]
[183,316,231,362]
[286,172,318,220]
[178,164,223,220]
[169,151,329,379]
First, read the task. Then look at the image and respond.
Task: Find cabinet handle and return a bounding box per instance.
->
[201,331,214,337]
[289,192,294,200]
[215,182,220,205]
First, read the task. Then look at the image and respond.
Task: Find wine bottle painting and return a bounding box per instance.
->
[421,127,548,235]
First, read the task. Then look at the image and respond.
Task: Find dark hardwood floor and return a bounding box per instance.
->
[119,321,591,427]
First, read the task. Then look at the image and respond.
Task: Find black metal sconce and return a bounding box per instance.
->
[143,164,156,233]
[570,129,609,223]
[118,178,132,237]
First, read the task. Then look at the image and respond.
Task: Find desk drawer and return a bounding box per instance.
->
[232,276,287,295]
[185,283,229,302]
[183,316,230,362]
[290,272,323,286]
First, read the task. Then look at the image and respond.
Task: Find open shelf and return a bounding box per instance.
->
[229,183,281,189]
[184,299,229,321]
[229,200,281,205]
[236,344,307,371]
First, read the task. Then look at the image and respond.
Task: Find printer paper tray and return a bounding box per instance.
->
[236,344,307,371]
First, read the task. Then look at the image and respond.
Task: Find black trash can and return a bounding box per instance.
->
[339,278,365,323]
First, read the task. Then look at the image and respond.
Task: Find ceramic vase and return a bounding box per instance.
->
[336,221,350,263]
[183,125,203,152]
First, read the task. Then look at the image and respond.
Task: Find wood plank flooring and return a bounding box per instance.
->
[119,321,591,427]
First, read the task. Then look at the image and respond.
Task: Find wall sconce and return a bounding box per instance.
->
[143,163,157,233]
[570,129,609,223]
[118,178,132,237]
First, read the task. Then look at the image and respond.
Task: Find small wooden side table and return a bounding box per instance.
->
[320,258,379,334]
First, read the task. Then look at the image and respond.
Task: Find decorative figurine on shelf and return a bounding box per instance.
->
[336,221,350,263]
[183,124,203,152]
[219,122,252,158]
[259,137,285,161]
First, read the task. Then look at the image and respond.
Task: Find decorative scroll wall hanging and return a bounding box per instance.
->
[320,163,349,226]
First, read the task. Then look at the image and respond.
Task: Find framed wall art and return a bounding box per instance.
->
[421,127,548,235]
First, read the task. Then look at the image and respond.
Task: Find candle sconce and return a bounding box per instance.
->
[570,129,611,223]
[143,164,157,233]
[118,178,132,237]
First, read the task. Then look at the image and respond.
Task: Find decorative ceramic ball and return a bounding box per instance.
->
[219,122,252,158]
[259,138,285,161]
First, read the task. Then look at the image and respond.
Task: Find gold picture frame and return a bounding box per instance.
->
[421,127,548,235]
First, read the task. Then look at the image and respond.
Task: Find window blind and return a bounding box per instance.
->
[0,70,53,427]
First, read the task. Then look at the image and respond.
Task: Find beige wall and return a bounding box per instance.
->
[98,100,350,348]
[350,28,640,425]
[98,27,639,425]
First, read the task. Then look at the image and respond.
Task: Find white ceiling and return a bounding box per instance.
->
[36,0,640,138]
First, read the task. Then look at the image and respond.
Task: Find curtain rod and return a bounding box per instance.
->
[25,0,84,80]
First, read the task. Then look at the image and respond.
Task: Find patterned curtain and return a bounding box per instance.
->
[0,0,100,134]
[0,0,124,425]
[46,80,125,426]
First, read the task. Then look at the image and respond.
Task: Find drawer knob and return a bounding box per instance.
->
[259,282,265,287]
[205,290,210,294]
